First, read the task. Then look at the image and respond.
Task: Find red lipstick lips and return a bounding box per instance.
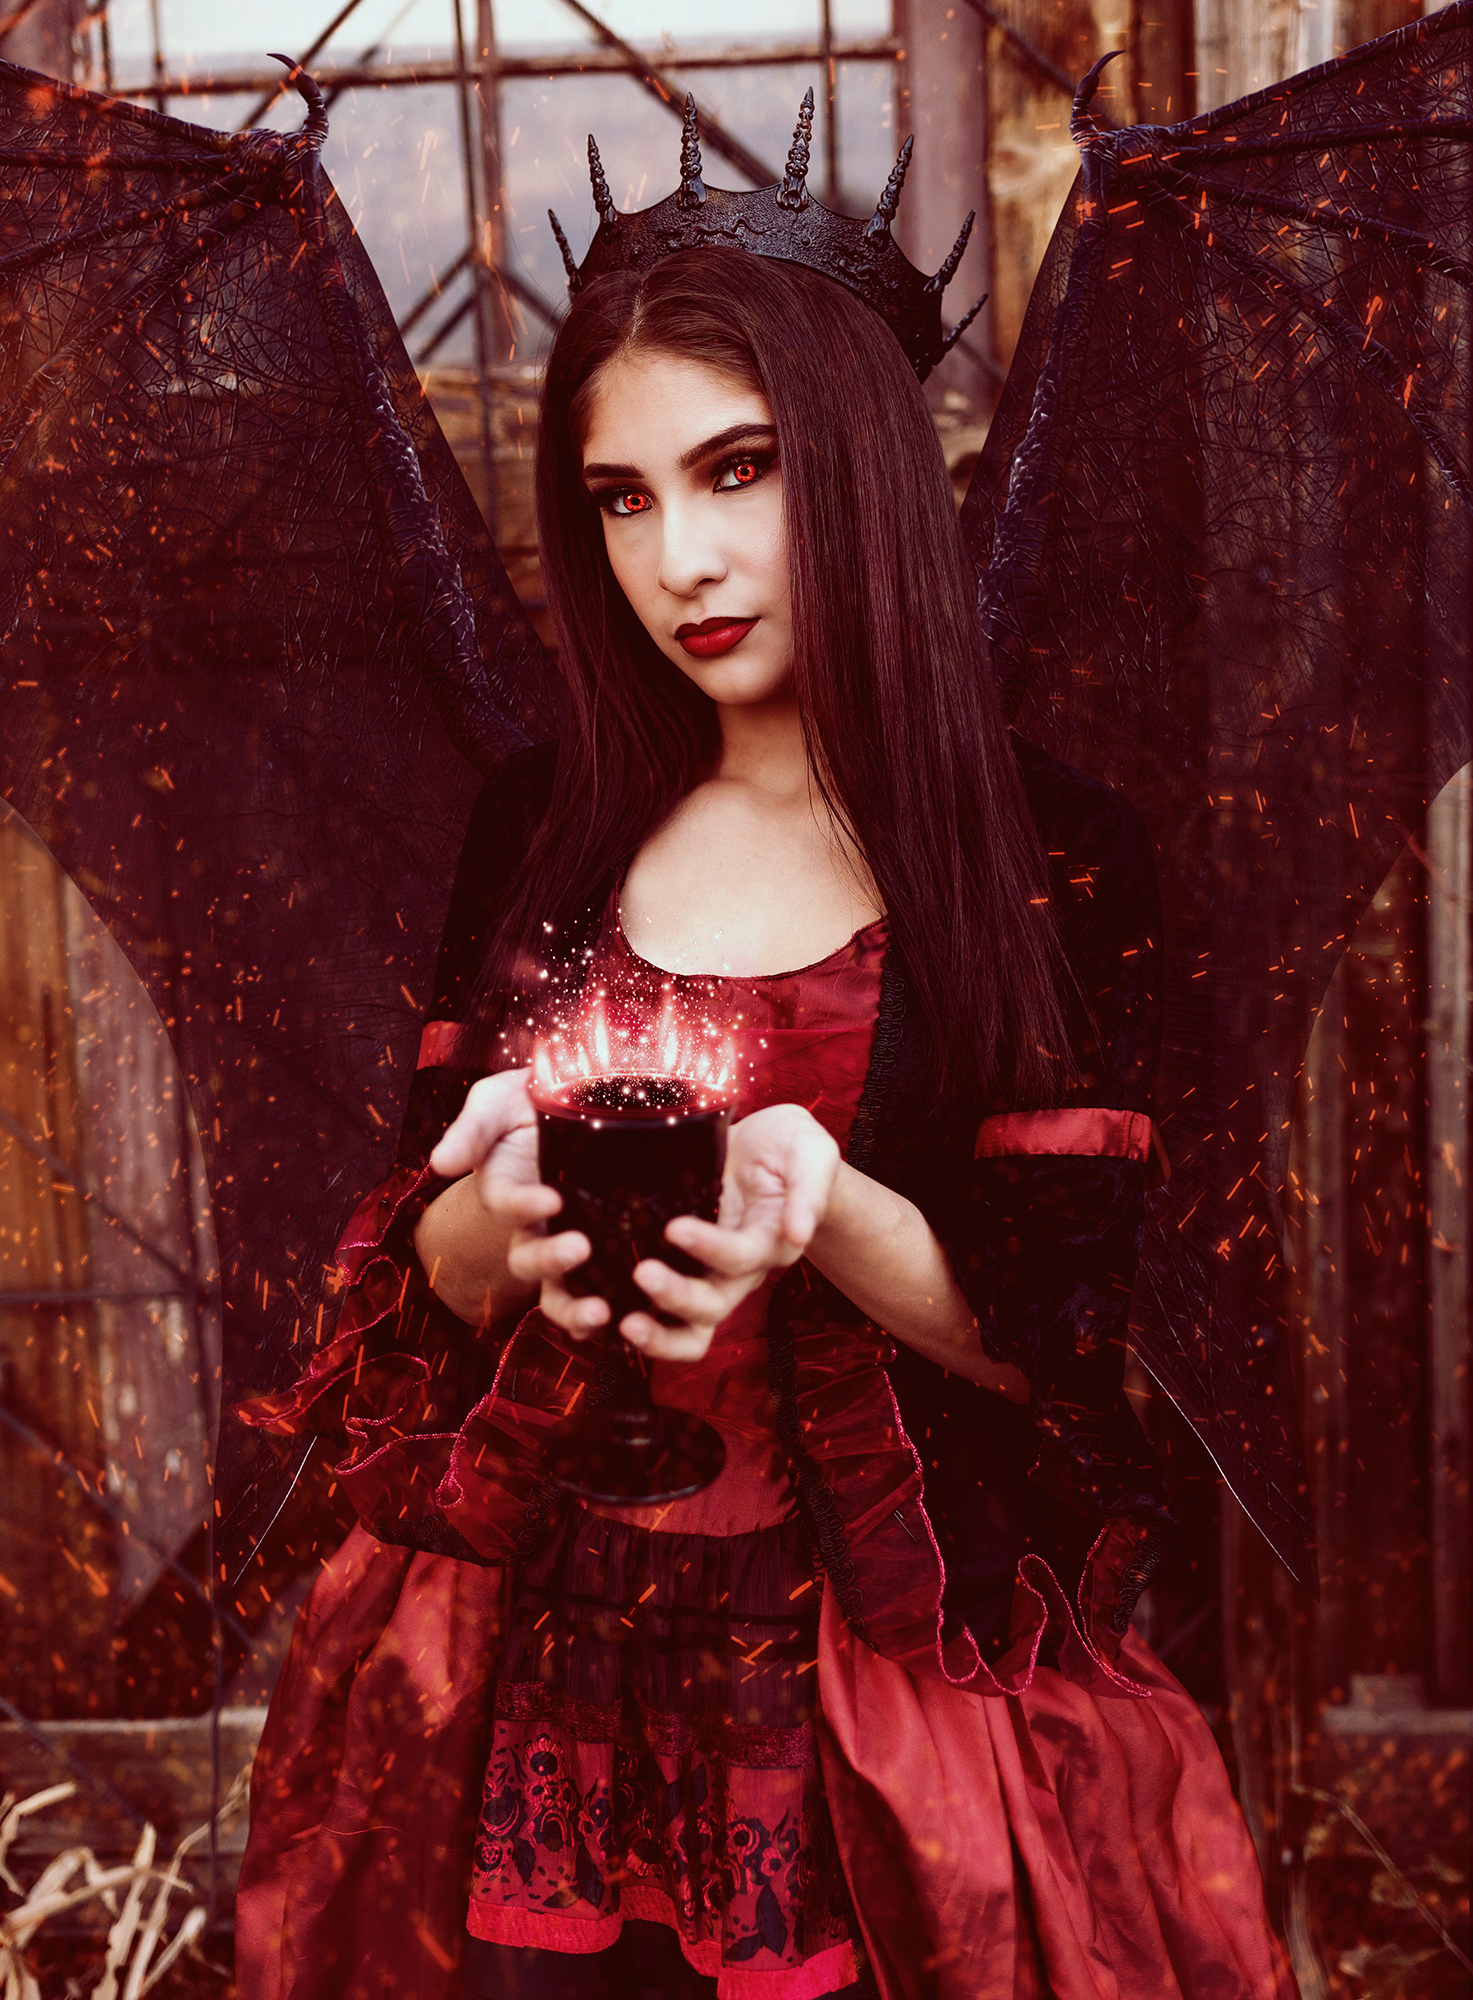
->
[676,617,757,659]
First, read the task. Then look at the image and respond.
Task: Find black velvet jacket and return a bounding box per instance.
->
[381,734,1177,1662]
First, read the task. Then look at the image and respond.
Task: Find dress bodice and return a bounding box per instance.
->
[579,898,888,1536]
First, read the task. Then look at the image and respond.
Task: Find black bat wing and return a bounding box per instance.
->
[962,0,1473,1595]
[0,59,559,1581]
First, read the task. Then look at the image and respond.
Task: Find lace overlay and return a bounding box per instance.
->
[468,1509,856,1994]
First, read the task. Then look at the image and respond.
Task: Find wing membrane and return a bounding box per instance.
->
[965,2,1473,1592]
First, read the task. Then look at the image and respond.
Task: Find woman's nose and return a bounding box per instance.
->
[656,501,727,599]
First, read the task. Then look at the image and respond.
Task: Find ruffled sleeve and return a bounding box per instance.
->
[236,745,559,1560]
[237,1161,515,1560]
[869,742,1178,1676]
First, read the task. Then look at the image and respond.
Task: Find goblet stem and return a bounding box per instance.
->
[532,1071,731,1503]
[607,1332,659,1450]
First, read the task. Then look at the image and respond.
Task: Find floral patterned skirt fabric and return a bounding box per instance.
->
[466,1503,861,1999]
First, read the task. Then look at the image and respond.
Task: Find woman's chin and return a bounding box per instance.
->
[667,646,793,708]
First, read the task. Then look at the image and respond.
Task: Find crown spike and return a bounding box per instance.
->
[587,135,617,226]
[549,209,581,292]
[548,122,959,381]
[924,210,974,295]
[937,291,987,363]
[679,94,706,208]
[865,135,913,239]
[777,87,814,210]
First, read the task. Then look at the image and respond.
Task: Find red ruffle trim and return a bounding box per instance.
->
[240,1166,1158,1688]
[418,1019,463,1067]
[780,1303,1157,1699]
[235,1163,507,1548]
[467,1885,859,2000]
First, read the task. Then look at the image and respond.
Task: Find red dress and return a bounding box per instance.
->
[236,906,1293,2000]
[461,910,888,1995]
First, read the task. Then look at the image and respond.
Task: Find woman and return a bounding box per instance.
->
[237,247,1293,2000]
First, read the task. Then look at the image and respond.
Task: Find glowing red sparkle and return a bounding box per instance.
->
[533,988,738,1098]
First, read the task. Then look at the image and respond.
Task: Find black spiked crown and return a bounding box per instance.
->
[548,91,984,381]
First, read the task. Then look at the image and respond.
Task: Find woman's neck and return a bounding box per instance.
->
[616,690,881,977]
[714,693,811,805]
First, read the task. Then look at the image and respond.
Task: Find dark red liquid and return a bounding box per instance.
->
[532,1072,731,1322]
[546,1074,726,1118]
[531,1072,731,1501]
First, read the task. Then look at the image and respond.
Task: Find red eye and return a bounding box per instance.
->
[731,461,757,485]
[620,490,651,514]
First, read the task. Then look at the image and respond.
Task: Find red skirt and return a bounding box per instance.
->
[817,1588,1297,2000]
[466,1503,861,1997]
[234,1525,508,2000]
[237,1522,1294,2000]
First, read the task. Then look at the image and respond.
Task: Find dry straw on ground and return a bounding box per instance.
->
[0,1767,248,2000]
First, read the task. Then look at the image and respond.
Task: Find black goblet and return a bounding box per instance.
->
[531,1072,730,1504]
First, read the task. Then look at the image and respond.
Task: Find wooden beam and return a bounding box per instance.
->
[1425,767,1471,1705]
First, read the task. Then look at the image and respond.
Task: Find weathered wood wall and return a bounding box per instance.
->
[1,808,218,1722]
[0,809,117,1717]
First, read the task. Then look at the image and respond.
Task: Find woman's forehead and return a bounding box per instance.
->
[580,350,771,465]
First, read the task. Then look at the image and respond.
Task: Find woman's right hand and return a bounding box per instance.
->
[425,1070,606,1336]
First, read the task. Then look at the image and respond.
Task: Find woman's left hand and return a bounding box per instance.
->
[621,1103,840,1363]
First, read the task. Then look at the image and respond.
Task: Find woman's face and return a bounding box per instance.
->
[579,350,792,706]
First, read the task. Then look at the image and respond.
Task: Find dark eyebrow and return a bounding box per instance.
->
[581,459,642,484]
[581,422,776,486]
[677,421,775,471]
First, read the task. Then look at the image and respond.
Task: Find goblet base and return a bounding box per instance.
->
[546,1406,727,1504]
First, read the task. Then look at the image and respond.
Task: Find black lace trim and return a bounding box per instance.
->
[1107,1521,1175,1635]
[845,952,907,1177]
[368,1509,492,1564]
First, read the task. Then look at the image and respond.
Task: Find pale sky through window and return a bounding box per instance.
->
[105,0,891,68]
[97,0,897,364]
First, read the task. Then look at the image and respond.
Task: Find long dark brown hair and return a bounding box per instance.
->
[467,246,1069,1110]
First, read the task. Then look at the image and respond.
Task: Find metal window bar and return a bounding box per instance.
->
[450,0,496,526]
[135,36,902,96]
[959,0,1085,106]
[238,0,373,126]
[820,0,837,207]
[0,1104,197,1293]
[109,0,913,503]
[321,0,424,117]
[0,0,45,45]
[547,0,779,188]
